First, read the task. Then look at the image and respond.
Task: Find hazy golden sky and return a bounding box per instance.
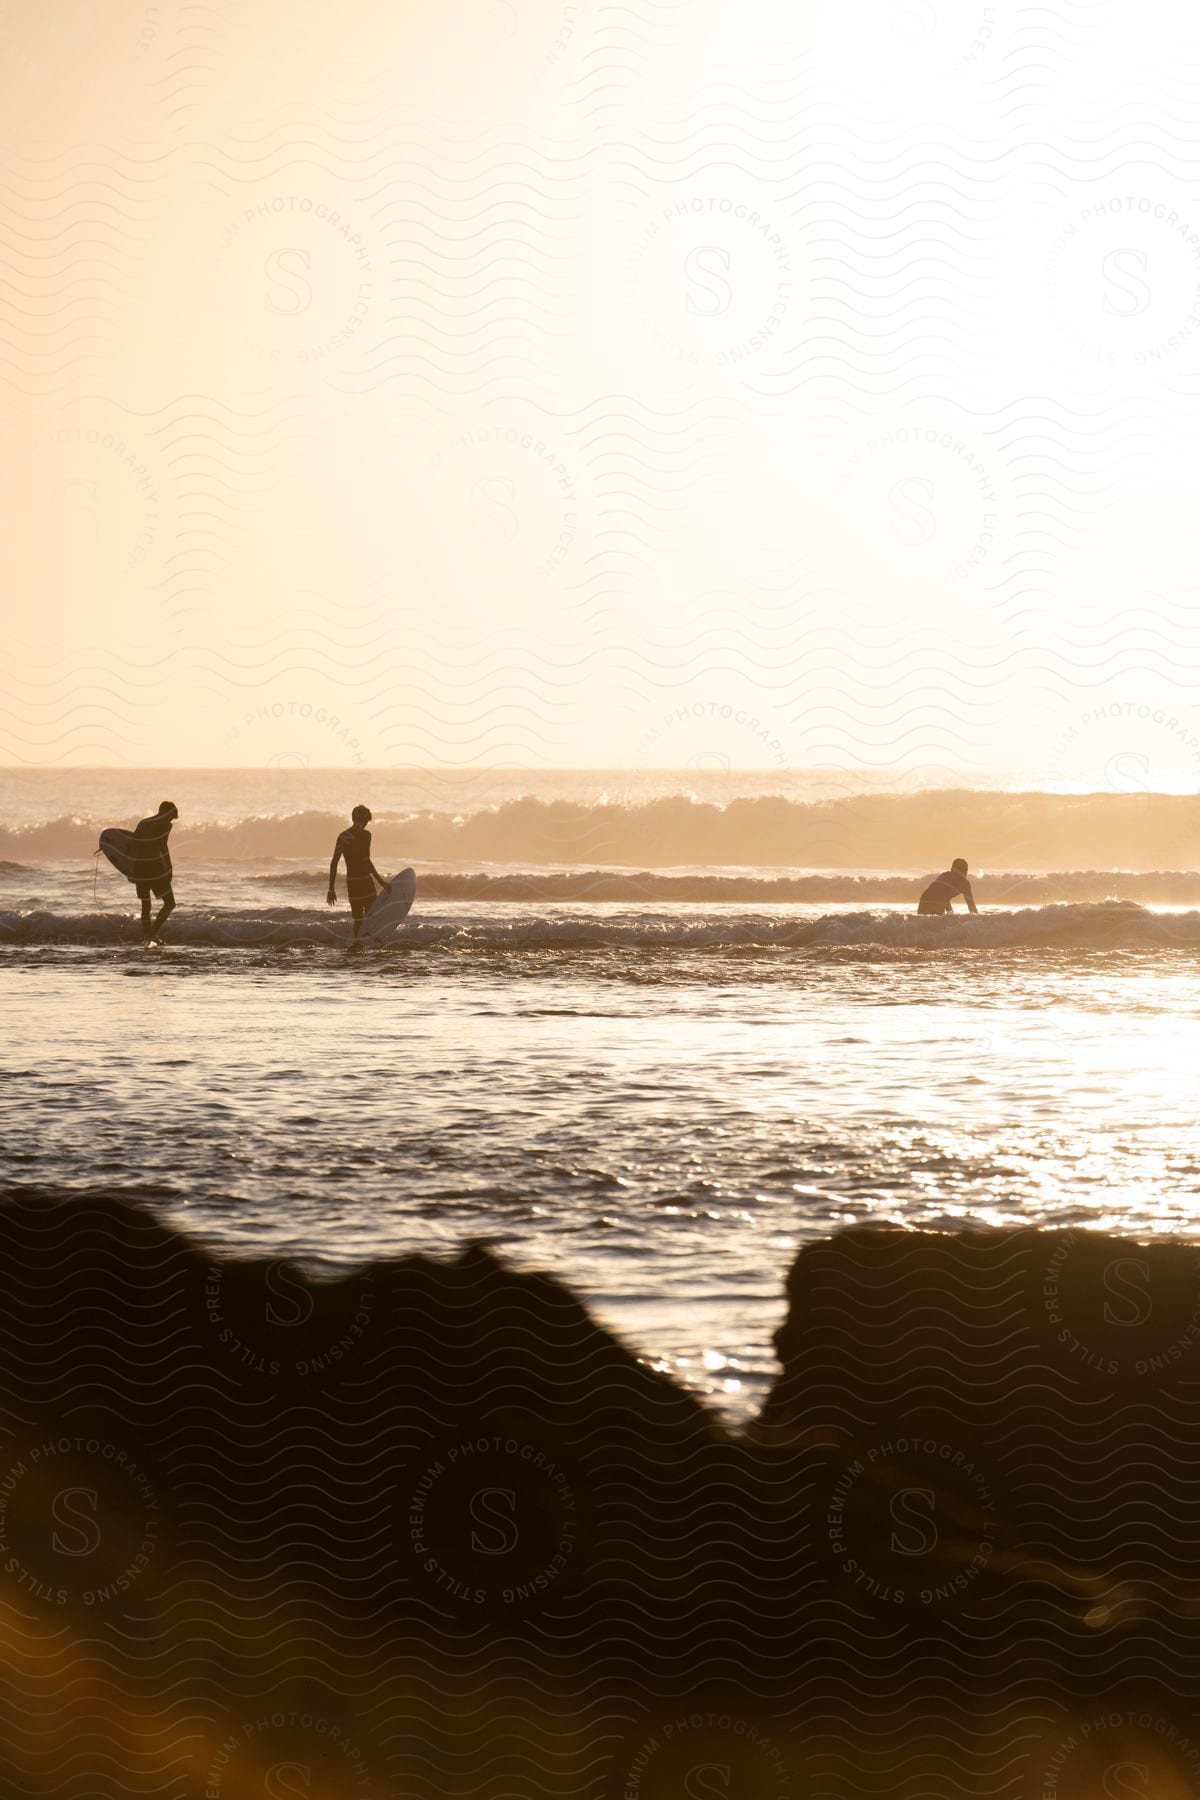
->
[4,0,1200,788]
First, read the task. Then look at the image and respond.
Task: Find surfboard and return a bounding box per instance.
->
[357,868,416,942]
[98,827,170,886]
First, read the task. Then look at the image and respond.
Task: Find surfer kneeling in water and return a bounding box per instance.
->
[917,857,978,916]
[135,800,178,942]
[327,805,391,949]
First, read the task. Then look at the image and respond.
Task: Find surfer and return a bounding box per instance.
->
[327,805,391,948]
[917,857,978,916]
[134,801,178,942]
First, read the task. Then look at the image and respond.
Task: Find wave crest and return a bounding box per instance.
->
[3,789,1200,871]
[4,901,1199,952]
[257,868,1200,905]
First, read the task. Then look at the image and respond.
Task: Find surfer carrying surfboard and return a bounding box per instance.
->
[98,800,179,943]
[327,805,391,949]
[132,801,178,942]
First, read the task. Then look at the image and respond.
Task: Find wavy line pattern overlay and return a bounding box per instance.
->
[3,1197,1200,1795]
[5,3,1200,1792]
[4,2,1200,792]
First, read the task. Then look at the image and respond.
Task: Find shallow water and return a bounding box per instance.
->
[5,909,1200,1421]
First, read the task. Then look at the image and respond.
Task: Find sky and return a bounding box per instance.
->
[4,0,1200,790]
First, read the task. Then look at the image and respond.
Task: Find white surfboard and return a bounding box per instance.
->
[357,868,416,942]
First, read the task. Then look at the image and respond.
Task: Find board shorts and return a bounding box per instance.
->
[136,877,173,901]
[346,874,376,918]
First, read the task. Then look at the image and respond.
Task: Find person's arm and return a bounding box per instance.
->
[369,861,391,892]
[327,839,343,905]
[963,880,978,915]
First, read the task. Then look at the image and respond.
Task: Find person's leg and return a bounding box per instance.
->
[149,887,175,942]
[350,897,365,946]
[137,883,153,937]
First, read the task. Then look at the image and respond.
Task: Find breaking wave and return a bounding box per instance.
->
[3,788,1199,871]
[256,867,1200,905]
[4,901,1200,952]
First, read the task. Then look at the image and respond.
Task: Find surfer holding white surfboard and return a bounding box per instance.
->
[327,804,392,950]
[98,800,179,944]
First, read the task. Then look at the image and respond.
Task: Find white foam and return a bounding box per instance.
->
[2,900,1196,953]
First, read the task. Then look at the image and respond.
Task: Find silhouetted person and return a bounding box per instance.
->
[135,801,178,942]
[327,805,391,948]
[918,857,978,915]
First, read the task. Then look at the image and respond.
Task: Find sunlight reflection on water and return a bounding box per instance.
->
[4,939,1200,1420]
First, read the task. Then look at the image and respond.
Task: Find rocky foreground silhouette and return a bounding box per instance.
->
[1,1192,1198,1797]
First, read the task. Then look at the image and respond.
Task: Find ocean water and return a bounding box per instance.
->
[4,771,1200,1422]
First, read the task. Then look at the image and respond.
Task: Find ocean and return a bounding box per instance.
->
[4,768,1200,1423]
